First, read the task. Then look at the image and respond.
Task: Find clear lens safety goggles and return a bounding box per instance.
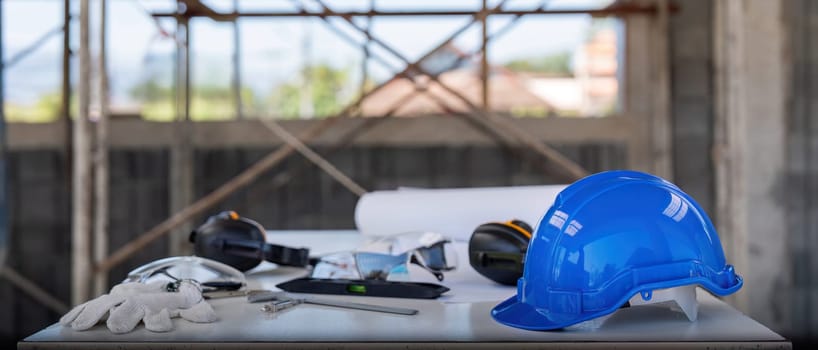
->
[125,256,247,291]
[311,232,458,282]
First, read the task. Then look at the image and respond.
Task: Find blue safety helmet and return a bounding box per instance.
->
[492,170,742,331]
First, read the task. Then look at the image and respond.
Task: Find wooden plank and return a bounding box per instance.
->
[107,150,170,281]
[7,117,635,150]
[466,146,510,187]
[53,151,73,308]
[0,151,18,343]
[0,280,15,342]
[388,148,431,189]
[5,152,69,330]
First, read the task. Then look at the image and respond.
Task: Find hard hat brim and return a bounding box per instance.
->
[492,273,744,331]
[491,294,582,331]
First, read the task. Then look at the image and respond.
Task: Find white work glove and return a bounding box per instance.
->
[60,280,217,334]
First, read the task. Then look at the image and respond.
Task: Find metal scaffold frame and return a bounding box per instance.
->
[0,0,672,307]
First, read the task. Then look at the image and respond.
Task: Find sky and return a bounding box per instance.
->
[2,0,613,106]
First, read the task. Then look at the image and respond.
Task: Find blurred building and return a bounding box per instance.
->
[358,68,555,117]
[523,27,619,116]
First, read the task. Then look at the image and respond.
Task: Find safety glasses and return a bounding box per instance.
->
[125,256,247,291]
[311,232,457,282]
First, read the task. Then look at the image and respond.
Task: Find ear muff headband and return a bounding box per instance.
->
[503,221,532,239]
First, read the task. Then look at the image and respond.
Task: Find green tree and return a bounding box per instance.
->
[5,91,62,123]
[269,64,350,118]
[504,52,573,77]
[130,77,257,121]
[130,77,174,121]
[130,79,172,102]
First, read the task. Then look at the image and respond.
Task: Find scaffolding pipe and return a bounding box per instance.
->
[2,25,64,69]
[62,0,71,124]
[480,0,489,111]
[300,0,526,121]
[169,13,194,256]
[295,0,509,122]
[1,267,69,314]
[3,26,63,68]
[93,0,110,296]
[152,7,658,20]
[180,19,191,123]
[328,3,589,180]
[94,0,603,275]
[95,117,339,274]
[260,118,367,197]
[0,0,7,269]
[247,114,396,205]
[248,97,410,204]
[232,0,242,119]
[356,0,373,116]
[73,0,93,305]
[299,21,314,118]
[300,0,555,175]
[285,0,398,74]
[436,78,590,180]
[62,0,72,193]
[290,0,584,182]
[304,0,559,173]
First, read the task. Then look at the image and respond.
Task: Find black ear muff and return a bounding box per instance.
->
[468,220,532,286]
[189,211,310,272]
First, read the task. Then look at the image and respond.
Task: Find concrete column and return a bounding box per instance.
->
[623,0,673,179]
[713,0,790,333]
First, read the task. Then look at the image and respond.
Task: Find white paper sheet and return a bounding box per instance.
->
[354,185,566,241]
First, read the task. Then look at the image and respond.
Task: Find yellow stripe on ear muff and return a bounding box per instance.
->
[504,221,532,240]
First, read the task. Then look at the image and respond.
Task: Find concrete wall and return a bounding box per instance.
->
[669,0,715,216]
[673,0,816,343]
[786,0,818,341]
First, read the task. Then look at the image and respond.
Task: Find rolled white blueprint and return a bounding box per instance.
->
[354,185,567,241]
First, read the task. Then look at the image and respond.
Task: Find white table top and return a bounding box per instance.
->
[20,231,791,349]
